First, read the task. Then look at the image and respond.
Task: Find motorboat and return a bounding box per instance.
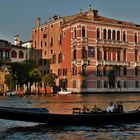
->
[57,89,72,95]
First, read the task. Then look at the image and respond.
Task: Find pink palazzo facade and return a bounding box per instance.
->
[32,7,140,93]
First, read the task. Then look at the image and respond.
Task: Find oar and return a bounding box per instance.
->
[136,105,140,111]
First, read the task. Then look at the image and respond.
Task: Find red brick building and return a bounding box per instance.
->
[32,7,140,93]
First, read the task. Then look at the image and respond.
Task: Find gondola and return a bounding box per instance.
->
[0,106,139,126]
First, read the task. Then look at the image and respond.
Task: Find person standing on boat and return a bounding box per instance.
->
[106,102,115,112]
[114,101,124,113]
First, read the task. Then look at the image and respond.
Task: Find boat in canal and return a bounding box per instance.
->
[57,89,72,95]
[0,106,139,125]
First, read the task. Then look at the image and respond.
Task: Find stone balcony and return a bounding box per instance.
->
[96,60,130,66]
[135,62,140,67]
[81,59,89,65]
[96,39,128,48]
[71,38,77,44]
[71,59,77,65]
[0,57,11,63]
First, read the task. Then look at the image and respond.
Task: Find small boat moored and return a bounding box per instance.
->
[57,88,72,95]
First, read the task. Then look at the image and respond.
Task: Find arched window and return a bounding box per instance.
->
[52,53,56,64]
[50,36,53,46]
[82,47,87,59]
[134,33,138,43]
[82,65,86,75]
[72,66,77,75]
[103,29,107,39]
[112,30,116,40]
[97,65,101,76]
[108,29,111,40]
[135,50,138,62]
[123,49,126,61]
[73,49,76,59]
[117,31,120,41]
[123,67,127,76]
[59,33,62,44]
[73,80,77,88]
[34,41,36,48]
[135,67,139,76]
[82,26,86,38]
[123,31,126,41]
[58,52,63,63]
[11,50,17,58]
[103,66,107,76]
[40,40,43,48]
[73,27,77,39]
[19,51,24,58]
[117,50,120,61]
[97,28,100,39]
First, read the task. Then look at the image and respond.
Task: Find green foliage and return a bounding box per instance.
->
[4,73,17,90]
[9,60,41,86]
[42,73,58,87]
[29,68,41,83]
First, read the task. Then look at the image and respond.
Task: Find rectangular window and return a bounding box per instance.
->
[81,80,87,88]
[63,68,67,76]
[104,81,108,88]
[39,59,42,65]
[88,46,95,57]
[43,34,47,38]
[124,81,127,88]
[58,69,61,76]
[73,80,77,88]
[44,51,46,56]
[117,81,121,88]
[135,50,138,62]
[97,80,101,88]
[135,81,139,88]
[44,59,47,65]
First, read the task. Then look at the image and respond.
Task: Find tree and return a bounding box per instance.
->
[4,73,18,90]
[9,60,39,86]
[29,68,41,84]
[42,73,58,87]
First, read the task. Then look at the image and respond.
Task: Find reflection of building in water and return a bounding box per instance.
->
[32,6,140,93]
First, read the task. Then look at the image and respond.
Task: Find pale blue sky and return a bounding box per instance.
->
[0,0,140,43]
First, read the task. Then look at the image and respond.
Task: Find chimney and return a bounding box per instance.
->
[36,17,41,27]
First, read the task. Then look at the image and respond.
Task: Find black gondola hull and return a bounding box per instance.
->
[0,106,140,125]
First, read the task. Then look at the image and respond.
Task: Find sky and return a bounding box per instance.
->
[0,0,140,43]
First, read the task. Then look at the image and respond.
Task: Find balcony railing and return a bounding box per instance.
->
[96,60,129,66]
[0,57,10,61]
[81,37,88,43]
[71,38,77,44]
[96,39,128,47]
[134,42,139,47]
[71,60,77,65]
[135,62,140,67]
[81,59,89,65]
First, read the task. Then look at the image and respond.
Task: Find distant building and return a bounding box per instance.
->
[0,39,11,92]
[14,35,22,46]
[22,40,32,49]
[32,6,140,93]
[0,38,31,92]
[10,44,29,63]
